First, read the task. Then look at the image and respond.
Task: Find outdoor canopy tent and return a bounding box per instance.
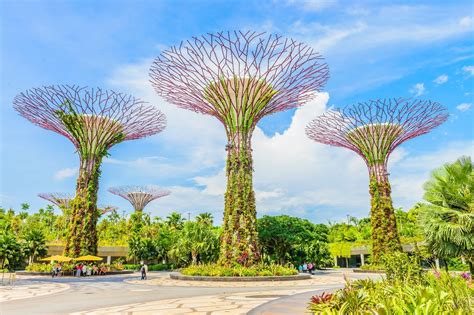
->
[40,255,72,262]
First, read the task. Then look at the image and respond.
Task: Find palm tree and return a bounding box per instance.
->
[170,221,218,265]
[23,229,48,264]
[165,212,185,230]
[419,156,474,276]
[196,212,214,226]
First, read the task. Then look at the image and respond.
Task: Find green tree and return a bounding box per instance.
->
[0,232,23,270]
[419,156,474,276]
[258,215,330,266]
[23,229,48,264]
[165,212,185,230]
[169,221,219,265]
[196,212,214,226]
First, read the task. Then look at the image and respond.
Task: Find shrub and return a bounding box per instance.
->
[180,263,297,277]
[307,271,474,314]
[25,263,51,272]
[381,252,423,284]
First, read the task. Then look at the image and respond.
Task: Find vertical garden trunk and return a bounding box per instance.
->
[369,163,402,263]
[219,138,260,266]
[65,156,102,256]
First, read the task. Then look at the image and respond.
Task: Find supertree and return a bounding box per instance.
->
[306,98,448,261]
[108,185,171,212]
[149,31,329,266]
[38,192,73,211]
[14,85,166,256]
[98,205,118,216]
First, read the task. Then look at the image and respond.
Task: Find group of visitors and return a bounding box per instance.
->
[73,264,107,277]
[298,262,315,275]
[51,263,62,277]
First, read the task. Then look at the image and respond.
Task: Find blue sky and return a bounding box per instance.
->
[1,0,473,223]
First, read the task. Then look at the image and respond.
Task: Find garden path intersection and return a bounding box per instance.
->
[0,270,380,314]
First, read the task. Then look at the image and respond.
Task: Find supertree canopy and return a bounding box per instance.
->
[108,185,171,212]
[14,85,166,256]
[98,205,118,216]
[38,192,73,211]
[306,98,448,261]
[150,31,329,266]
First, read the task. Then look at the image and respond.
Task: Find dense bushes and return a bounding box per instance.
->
[308,253,473,313]
[181,263,297,277]
[123,263,174,271]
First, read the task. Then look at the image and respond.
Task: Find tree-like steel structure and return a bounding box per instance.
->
[149,31,329,266]
[108,185,171,212]
[14,85,166,256]
[99,205,119,216]
[38,192,73,211]
[306,98,448,261]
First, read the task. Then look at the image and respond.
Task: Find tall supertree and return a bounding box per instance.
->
[108,185,171,212]
[306,98,448,261]
[38,192,73,211]
[150,31,329,266]
[14,85,166,256]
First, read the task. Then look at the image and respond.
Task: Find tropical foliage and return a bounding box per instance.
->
[418,156,474,276]
[308,254,473,314]
[181,263,297,277]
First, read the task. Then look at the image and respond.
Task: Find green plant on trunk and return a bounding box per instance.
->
[56,102,126,256]
[204,77,277,266]
[369,176,402,262]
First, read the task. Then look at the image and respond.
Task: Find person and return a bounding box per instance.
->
[308,262,313,275]
[51,263,57,278]
[140,263,147,280]
[298,264,303,273]
[75,264,81,277]
[303,262,308,273]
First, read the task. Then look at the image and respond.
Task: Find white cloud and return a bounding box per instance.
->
[433,74,448,85]
[286,0,337,12]
[54,167,77,180]
[456,103,472,112]
[462,65,474,76]
[410,83,425,96]
[459,16,472,28]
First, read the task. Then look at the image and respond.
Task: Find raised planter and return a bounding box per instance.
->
[170,272,311,282]
[16,270,134,276]
[352,268,385,274]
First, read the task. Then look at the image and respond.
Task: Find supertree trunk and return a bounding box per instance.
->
[368,163,401,262]
[66,155,102,256]
[220,135,259,266]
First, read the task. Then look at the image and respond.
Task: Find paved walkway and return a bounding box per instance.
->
[126,272,346,288]
[1,270,378,314]
[0,281,70,302]
[71,289,315,315]
[249,287,342,314]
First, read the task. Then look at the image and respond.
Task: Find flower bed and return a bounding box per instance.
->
[180,263,298,277]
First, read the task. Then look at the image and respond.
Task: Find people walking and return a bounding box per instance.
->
[303,262,308,273]
[298,264,303,273]
[140,263,148,280]
[140,264,147,280]
[308,262,314,275]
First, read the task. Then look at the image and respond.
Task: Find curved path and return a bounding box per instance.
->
[1,270,380,315]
